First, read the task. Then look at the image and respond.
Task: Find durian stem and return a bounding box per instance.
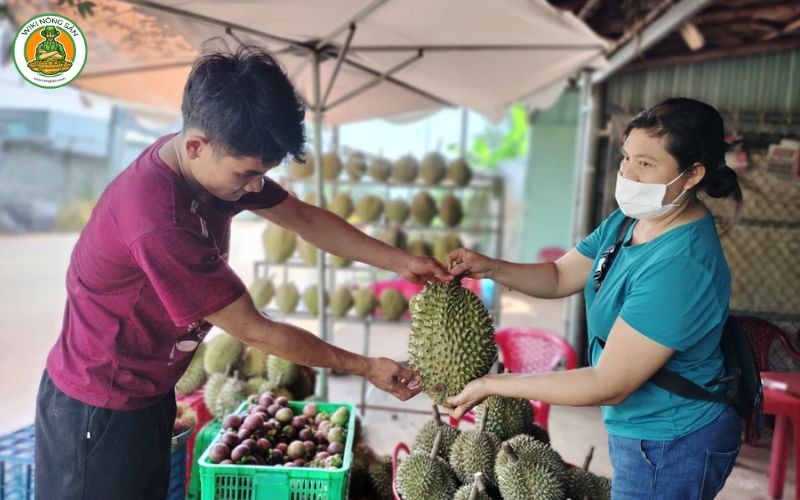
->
[582,445,595,471]
[478,406,488,433]
[432,404,442,426]
[501,442,518,463]
[430,429,444,460]
[473,472,486,492]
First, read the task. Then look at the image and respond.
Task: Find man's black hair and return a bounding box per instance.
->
[182,44,306,166]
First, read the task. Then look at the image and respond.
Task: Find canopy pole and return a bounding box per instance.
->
[565,68,596,363]
[311,49,329,401]
[459,108,469,157]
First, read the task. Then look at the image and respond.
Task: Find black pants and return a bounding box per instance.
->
[34,370,177,500]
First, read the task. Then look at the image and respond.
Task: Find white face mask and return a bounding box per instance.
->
[615,171,687,219]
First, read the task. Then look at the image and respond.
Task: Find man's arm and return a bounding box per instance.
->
[205,291,421,400]
[254,195,449,283]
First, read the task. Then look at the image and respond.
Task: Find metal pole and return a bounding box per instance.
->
[312,50,329,401]
[459,108,469,157]
[565,69,595,362]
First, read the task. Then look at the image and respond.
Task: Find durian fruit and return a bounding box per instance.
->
[529,422,551,446]
[267,354,298,385]
[378,227,407,250]
[379,288,407,321]
[449,409,501,486]
[262,224,297,263]
[330,254,353,268]
[203,372,227,417]
[330,287,354,318]
[439,194,463,227]
[385,199,410,224]
[322,152,342,180]
[474,396,534,441]
[345,153,367,181]
[353,287,377,318]
[433,233,463,264]
[393,154,419,183]
[420,152,447,185]
[453,472,493,500]
[396,430,459,500]
[203,333,245,375]
[564,467,611,500]
[355,195,384,223]
[494,436,567,500]
[412,405,460,461]
[407,239,433,257]
[210,375,248,418]
[368,455,394,500]
[245,376,267,395]
[175,343,207,395]
[329,193,354,219]
[297,239,318,266]
[368,157,393,182]
[249,277,275,310]
[275,283,300,313]
[303,285,329,316]
[408,276,495,404]
[350,442,377,498]
[289,154,314,179]
[410,191,437,226]
[240,346,268,378]
[448,157,473,186]
[287,365,317,400]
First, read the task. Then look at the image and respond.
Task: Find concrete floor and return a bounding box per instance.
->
[0,219,793,499]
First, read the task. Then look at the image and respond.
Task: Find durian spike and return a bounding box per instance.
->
[430,428,444,460]
[472,472,487,495]
[501,441,519,463]
[432,404,442,426]
[582,445,595,471]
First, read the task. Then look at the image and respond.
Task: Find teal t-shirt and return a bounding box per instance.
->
[577,209,730,440]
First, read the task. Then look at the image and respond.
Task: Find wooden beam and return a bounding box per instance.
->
[606,0,676,55]
[578,0,603,20]
[761,15,800,41]
[696,3,800,24]
[623,37,800,71]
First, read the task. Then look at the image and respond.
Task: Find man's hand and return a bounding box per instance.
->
[442,376,492,420]
[446,248,498,279]
[365,357,423,401]
[396,255,451,284]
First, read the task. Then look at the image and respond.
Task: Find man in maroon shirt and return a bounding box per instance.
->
[35,46,450,499]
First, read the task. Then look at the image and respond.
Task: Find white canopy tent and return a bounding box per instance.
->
[8,0,609,397]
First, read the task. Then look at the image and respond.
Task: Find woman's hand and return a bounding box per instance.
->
[443,376,493,420]
[446,248,498,279]
[397,255,452,284]
[365,357,423,401]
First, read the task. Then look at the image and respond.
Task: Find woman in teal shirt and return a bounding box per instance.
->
[444,98,743,499]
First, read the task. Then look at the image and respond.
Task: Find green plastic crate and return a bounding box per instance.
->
[199,401,356,500]
[187,419,222,500]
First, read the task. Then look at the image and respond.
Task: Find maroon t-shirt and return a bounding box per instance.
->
[46,134,288,410]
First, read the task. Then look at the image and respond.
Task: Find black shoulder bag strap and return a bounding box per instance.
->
[594,216,730,405]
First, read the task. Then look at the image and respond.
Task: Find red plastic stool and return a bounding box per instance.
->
[762,372,800,500]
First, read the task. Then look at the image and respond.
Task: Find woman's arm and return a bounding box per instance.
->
[445,316,674,418]
[447,248,595,298]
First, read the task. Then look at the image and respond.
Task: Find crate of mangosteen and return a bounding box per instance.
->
[198,389,356,500]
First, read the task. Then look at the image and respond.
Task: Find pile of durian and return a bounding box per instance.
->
[174,332,317,418]
[288,151,473,187]
[248,276,410,321]
[394,405,611,500]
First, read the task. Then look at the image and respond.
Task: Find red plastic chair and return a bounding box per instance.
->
[448,327,577,430]
[737,316,800,445]
[735,316,800,499]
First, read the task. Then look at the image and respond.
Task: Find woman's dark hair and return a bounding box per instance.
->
[181,44,306,166]
[623,97,743,227]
